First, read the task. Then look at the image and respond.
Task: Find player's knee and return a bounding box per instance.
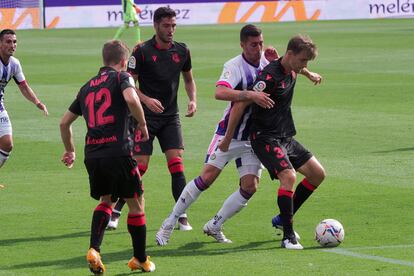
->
[310,166,326,186]
[278,169,296,190]
[240,176,259,194]
[167,157,184,174]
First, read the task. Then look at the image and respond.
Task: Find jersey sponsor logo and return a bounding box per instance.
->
[171,53,180,63]
[253,80,266,92]
[152,55,157,62]
[128,56,136,69]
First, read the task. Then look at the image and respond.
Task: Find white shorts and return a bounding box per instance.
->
[205,134,262,178]
[0,110,12,138]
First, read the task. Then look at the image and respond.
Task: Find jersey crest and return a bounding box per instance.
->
[172,53,180,63]
[128,56,136,69]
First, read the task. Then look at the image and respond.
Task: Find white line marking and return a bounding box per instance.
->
[322,248,414,268]
[344,244,414,250]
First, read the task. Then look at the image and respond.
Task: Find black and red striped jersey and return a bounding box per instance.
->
[127,35,192,118]
[69,67,135,159]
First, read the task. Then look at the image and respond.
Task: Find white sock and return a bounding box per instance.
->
[208,189,249,228]
[0,149,10,168]
[168,178,203,222]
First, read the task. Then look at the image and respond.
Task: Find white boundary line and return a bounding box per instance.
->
[321,248,414,268]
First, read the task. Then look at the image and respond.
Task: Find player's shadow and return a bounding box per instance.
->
[372,147,414,153]
[0,231,90,246]
[1,238,277,271]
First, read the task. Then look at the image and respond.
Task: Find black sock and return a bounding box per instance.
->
[293,178,316,214]
[277,188,294,238]
[90,202,112,251]
[113,199,126,215]
[127,213,147,262]
[168,157,186,202]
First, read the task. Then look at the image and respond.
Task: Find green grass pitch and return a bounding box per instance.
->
[0,18,414,275]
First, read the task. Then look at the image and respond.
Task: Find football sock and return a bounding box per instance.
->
[90,202,112,252]
[293,178,317,214]
[209,187,251,228]
[133,23,141,43]
[168,157,186,202]
[127,213,147,263]
[112,164,147,215]
[113,24,127,40]
[169,177,204,221]
[277,188,294,238]
[0,149,10,168]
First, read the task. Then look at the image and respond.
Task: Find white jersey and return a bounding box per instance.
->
[0,56,25,111]
[215,53,269,141]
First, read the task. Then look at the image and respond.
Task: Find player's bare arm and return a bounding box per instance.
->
[131,72,164,113]
[300,67,322,85]
[59,110,78,168]
[18,82,49,115]
[182,70,197,117]
[215,85,274,109]
[123,87,149,142]
[218,101,250,152]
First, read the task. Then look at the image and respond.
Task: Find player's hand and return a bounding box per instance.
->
[264,46,279,62]
[61,151,75,168]
[218,137,231,152]
[307,72,322,85]
[36,102,49,116]
[137,124,149,142]
[249,91,274,109]
[134,5,142,14]
[144,98,164,113]
[185,100,197,117]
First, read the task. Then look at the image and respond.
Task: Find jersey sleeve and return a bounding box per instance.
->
[12,58,26,85]
[216,61,242,89]
[68,94,82,116]
[127,45,142,76]
[119,71,135,93]
[182,47,192,72]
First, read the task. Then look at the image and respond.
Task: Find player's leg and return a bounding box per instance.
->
[272,139,325,228]
[133,21,141,43]
[204,144,262,243]
[295,156,325,213]
[108,123,154,230]
[158,116,193,229]
[125,195,155,272]
[0,134,12,168]
[114,22,129,40]
[87,194,112,274]
[0,111,13,168]
[156,163,221,245]
[251,135,302,249]
[85,158,112,273]
[156,134,232,245]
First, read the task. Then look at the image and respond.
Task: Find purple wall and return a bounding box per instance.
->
[43,0,270,7]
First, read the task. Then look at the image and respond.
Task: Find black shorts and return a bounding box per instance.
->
[131,115,184,156]
[251,135,313,180]
[84,156,144,201]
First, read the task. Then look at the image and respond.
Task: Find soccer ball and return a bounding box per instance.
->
[315,219,344,247]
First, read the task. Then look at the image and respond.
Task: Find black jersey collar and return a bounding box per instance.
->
[150,35,174,50]
[98,66,116,74]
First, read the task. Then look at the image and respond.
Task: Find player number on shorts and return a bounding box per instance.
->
[85,88,115,128]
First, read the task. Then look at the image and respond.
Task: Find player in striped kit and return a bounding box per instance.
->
[156,25,321,245]
[0,29,48,171]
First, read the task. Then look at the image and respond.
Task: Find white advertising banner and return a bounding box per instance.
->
[2,0,413,30]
